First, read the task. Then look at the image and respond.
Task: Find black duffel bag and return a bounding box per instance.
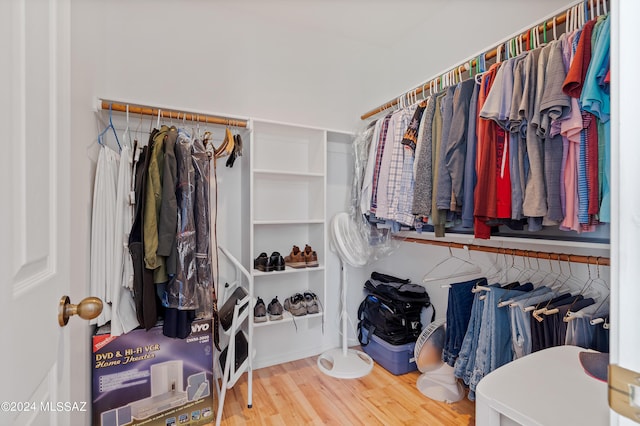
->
[358,272,434,346]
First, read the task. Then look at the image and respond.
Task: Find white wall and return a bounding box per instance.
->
[69,0,580,415]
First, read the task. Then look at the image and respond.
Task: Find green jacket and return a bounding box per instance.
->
[144,125,169,283]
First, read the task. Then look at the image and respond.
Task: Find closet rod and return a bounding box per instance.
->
[360,0,605,120]
[401,237,610,266]
[98,100,248,128]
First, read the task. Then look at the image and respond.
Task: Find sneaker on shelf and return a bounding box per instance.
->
[284,246,306,269]
[254,252,272,272]
[303,292,320,314]
[270,252,286,272]
[303,244,319,268]
[254,297,267,323]
[267,297,283,321]
[284,293,307,316]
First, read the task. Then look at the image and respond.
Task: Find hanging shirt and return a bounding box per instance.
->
[110,144,140,336]
[560,29,583,232]
[445,79,476,212]
[396,101,427,226]
[370,115,392,214]
[431,90,449,236]
[519,47,545,229]
[509,56,528,221]
[582,15,611,223]
[481,58,518,220]
[375,110,403,219]
[413,97,436,218]
[90,146,118,327]
[436,85,457,212]
[474,63,500,239]
[361,121,382,215]
[386,105,415,223]
[540,41,571,224]
[462,84,480,228]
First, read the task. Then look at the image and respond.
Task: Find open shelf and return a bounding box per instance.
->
[249,120,327,368]
[254,169,324,178]
[252,311,324,328]
[252,265,325,277]
[253,219,325,225]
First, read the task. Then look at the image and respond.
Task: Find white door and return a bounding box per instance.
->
[0,0,75,425]
[611,0,640,425]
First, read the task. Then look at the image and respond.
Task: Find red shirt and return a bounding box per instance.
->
[474,63,500,239]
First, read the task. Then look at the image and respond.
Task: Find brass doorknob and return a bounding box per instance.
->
[58,296,103,327]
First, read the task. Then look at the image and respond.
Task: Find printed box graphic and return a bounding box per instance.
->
[92,319,214,426]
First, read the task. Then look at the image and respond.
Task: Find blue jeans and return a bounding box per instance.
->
[566,317,594,347]
[508,286,552,359]
[443,278,485,366]
[454,293,485,389]
[468,287,523,400]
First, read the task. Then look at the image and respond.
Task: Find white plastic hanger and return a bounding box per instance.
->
[121,104,133,149]
[423,245,483,283]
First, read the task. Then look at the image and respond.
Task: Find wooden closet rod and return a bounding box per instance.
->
[99,100,248,128]
[402,237,610,266]
[360,0,606,120]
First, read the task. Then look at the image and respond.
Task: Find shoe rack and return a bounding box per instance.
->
[249,119,328,369]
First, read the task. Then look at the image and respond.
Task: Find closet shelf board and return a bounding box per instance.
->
[253,169,325,178]
[253,219,325,225]
[252,265,326,277]
[252,311,323,328]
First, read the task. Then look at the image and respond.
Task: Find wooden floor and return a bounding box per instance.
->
[213,354,475,426]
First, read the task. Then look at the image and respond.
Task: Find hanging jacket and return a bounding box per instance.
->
[144,125,169,283]
[129,131,159,330]
[166,130,198,310]
[192,136,213,319]
[158,126,178,276]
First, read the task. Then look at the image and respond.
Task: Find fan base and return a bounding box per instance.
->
[317,348,374,379]
[416,364,465,403]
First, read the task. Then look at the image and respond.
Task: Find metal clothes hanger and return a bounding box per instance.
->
[423,245,483,283]
[518,256,577,313]
[97,103,121,150]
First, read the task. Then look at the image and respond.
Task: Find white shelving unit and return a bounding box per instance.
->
[249,120,328,369]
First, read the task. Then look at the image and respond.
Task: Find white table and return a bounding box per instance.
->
[476,345,609,426]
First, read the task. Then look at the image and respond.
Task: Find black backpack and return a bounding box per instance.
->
[358,272,435,346]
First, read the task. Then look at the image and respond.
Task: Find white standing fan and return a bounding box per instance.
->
[317,212,374,379]
[414,319,464,403]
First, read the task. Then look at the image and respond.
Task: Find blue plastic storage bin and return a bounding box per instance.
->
[360,327,417,375]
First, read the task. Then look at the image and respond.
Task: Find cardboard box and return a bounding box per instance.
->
[92,319,214,426]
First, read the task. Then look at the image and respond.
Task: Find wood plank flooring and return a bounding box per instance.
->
[213,355,475,426]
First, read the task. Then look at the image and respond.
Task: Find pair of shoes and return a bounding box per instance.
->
[283,292,320,316]
[253,252,285,272]
[284,245,319,269]
[254,297,283,322]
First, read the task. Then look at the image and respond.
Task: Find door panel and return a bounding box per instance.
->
[0,0,71,425]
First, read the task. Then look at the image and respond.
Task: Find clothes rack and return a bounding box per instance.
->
[98,99,249,128]
[360,0,607,120]
[401,237,610,266]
